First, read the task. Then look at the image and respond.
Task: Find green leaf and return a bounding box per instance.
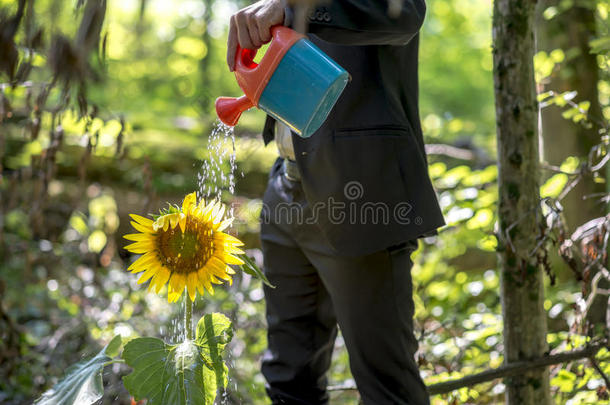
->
[123,337,215,405]
[238,253,275,288]
[540,173,568,198]
[35,335,122,405]
[590,36,610,54]
[122,315,234,405]
[196,313,234,392]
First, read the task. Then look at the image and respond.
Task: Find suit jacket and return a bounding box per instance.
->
[262,0,445,256]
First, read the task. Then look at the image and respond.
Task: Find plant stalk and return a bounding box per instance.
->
[185,291,193,340]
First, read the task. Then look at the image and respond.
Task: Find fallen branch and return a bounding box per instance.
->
[327,342,608,395]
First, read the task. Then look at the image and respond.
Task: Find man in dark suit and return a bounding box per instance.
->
[227,1,444,403]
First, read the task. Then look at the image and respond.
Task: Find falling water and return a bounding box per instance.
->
[198,121,240,404]
[197,121,238,204]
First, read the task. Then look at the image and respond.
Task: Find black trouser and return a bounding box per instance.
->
[260,158,430,405]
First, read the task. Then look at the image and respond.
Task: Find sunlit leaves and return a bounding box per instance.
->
[590,36,610,55]
[123,338,211,405]
[122,313,233,405]
[534,49,565,82]
[540,156,580,198]
[552,369,577,393]
[35,335,122,405]
[538,91,593,126]
[541,174,569,198]
[195,313,234,394]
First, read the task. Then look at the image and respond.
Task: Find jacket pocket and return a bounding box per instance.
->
[333,125,413,139]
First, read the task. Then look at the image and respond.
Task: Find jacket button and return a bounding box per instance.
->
[301,151,308,156]
[323,12,331,22]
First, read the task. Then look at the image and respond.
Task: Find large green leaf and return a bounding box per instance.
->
[196,313,233,391]
[35,335,122,405]
[122,313,233,405]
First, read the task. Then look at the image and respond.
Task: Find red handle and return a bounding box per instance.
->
[235,45,259,71]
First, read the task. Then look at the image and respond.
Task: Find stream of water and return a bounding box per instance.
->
[197,121,237,200]
[167,121,240,403]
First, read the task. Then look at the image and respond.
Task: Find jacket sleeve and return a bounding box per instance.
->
[302,0,426,46]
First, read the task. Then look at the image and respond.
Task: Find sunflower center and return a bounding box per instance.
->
[156,219,214,274]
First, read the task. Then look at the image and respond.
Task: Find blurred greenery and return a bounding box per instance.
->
[1,0,609,404]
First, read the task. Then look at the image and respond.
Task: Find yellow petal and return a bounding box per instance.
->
[131,220,153,234]
[125,240,155,248]
[196,198,207,213]
[215,217,233,232]
[186,272,198,302]
[195,276,205,295]
[169,213,180,229]
[213,232,244,246]
[204,278,214,295]
[207,256,228,272]
[152,216,166,232]
[222,253,244,265]
[201,201,215,222]
[169,273,186,294]
[128,253,157,273]
[124,241,155,254]
[214,204,226,224]
[182,192,197,213]
[214,242,244,255]
[137,267,157,284]
[130,214,153,227]
[168,287,182,303]
[124,233,154,242]
[209,266,232,281]
[151,267,170,293]
[210,275,223,285]
[163,218,170,232]
[209,201,221,223]
[179,213,187,233]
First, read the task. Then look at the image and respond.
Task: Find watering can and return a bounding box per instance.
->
[215,26,349,138]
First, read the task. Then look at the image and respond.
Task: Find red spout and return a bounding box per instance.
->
[215,95,255,127]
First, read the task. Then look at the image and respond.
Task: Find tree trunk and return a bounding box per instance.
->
[492,0,551,404]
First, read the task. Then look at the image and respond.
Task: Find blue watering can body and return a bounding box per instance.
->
[215,27,349,138]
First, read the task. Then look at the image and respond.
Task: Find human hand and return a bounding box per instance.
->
[227,0,286,71]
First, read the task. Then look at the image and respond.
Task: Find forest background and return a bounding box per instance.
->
[0,0,609,404]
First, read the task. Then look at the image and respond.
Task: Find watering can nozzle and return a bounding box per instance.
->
[215,95,254,127]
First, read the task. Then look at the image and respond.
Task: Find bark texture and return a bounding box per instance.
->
[493,0,551,404]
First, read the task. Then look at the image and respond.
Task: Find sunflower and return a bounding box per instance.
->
[124,192,244,303]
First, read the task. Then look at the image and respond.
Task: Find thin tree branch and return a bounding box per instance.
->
[589,357,610,388]
[327,343,607,395]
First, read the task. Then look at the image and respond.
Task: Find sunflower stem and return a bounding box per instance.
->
[185,292,193,340]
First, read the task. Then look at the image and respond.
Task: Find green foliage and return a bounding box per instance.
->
[123,338,214,404]
[195,313,233,391]
[1,0,609,404]
[34,335,121,405]
[238,252,274,288]
[122,313,233,405]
